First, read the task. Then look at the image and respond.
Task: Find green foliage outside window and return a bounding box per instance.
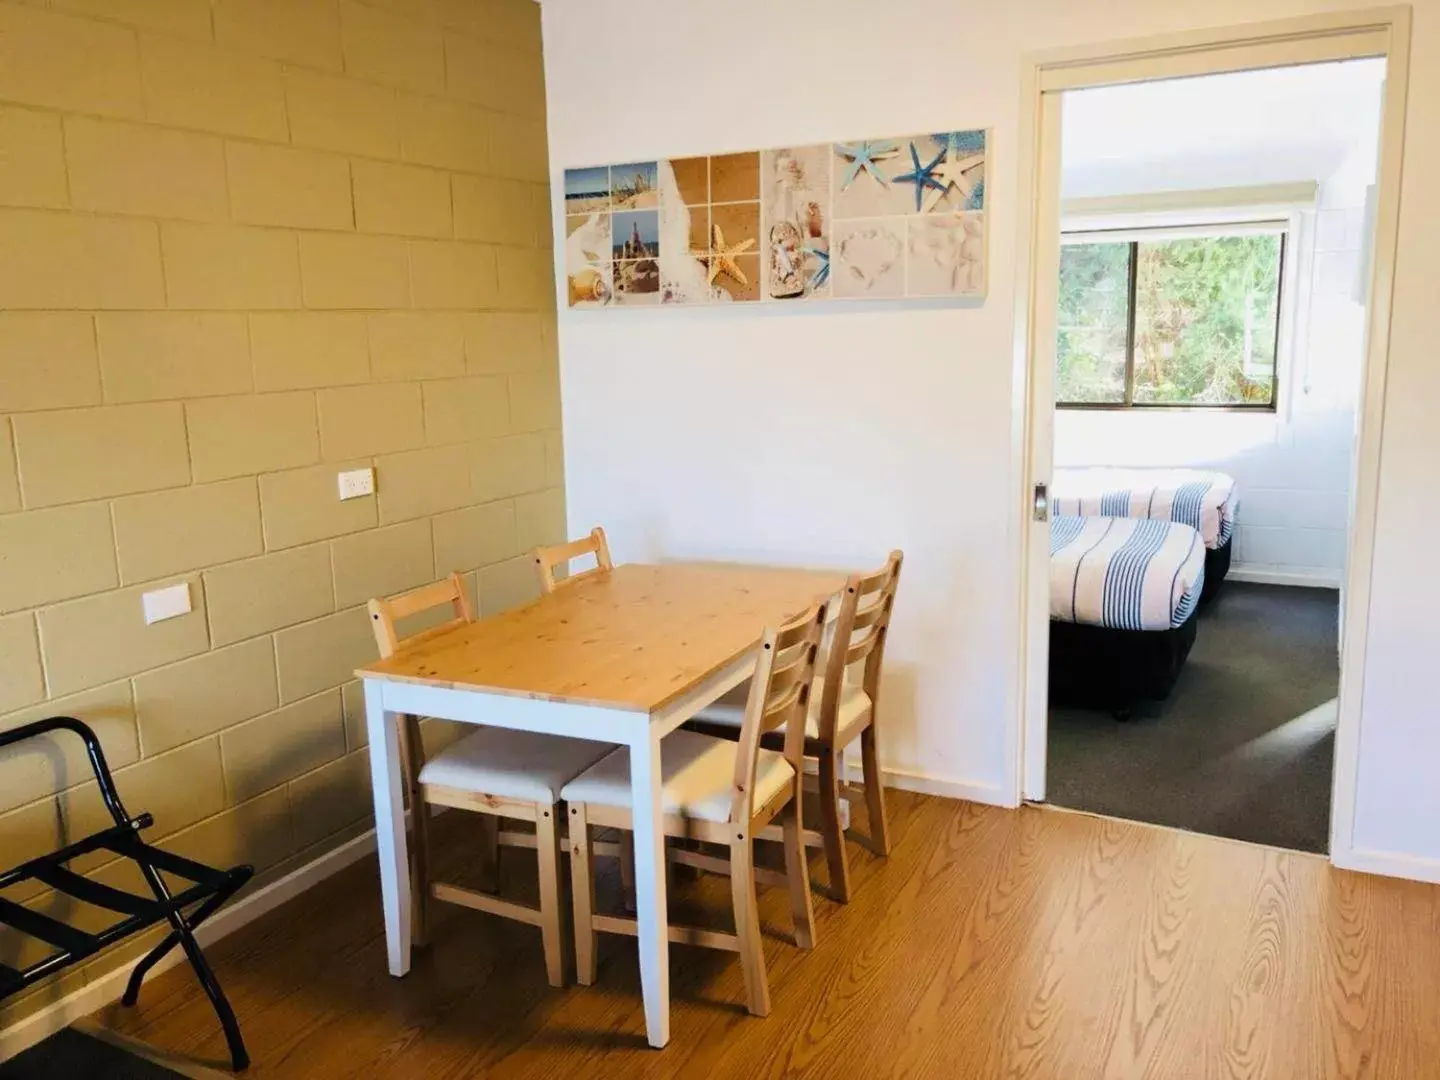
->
[1056,231,1283,408]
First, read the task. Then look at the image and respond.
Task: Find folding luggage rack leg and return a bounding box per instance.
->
[120,858,254,1073]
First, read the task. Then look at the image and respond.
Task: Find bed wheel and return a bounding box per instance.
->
[1112,705,1134,722]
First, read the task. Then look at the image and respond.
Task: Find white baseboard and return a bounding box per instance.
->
[1229,563,1342,589]
[1330,844,1440,885]
[0,823,386,1064]
[855,763,1010,808]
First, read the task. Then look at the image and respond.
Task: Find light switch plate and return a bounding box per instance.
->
[142,582,191,625]
[338,467,375,501]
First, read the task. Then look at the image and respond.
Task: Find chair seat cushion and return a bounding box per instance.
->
[693,677,872,741]
[418,728,615,804]
[559,730,795,824]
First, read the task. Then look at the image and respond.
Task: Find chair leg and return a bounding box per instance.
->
[817,748,852,903]
[618,833,636,913]
[860,725,890,856]
[400,717,430,946]
[535,802,567,988]
[781,794,816,950]
[729,834,770,1017]
[410,803,432,948]
[478,814,500,894]
[568,803,598,986]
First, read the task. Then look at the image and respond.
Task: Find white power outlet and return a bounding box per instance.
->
[142,582,191,625]
[338,467,375,501]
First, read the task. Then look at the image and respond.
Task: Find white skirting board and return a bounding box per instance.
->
[1331,845,1440,886]
[855,763,1009,807]
[0,822,391,1065]
[1228,564,1343,589]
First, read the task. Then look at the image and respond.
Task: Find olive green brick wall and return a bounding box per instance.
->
[0,0,561,1025]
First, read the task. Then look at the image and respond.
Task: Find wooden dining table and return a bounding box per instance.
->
[355,561,846,1048]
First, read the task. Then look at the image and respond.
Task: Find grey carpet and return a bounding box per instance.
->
[0,1028,186,1079]
[1046,582,1339,854]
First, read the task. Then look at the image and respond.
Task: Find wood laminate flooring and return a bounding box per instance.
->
[89,793,1440,1079]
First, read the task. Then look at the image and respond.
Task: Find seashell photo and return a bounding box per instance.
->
[907,212,986,296]
[833,220,906,298]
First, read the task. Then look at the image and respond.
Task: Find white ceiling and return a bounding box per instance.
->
[1061,58,1386,198]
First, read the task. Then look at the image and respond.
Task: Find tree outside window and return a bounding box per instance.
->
[1056,228,1284,408]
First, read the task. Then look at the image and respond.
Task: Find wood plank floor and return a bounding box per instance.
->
[91,793,1440,1079]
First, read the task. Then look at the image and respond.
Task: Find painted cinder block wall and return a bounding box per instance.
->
[0,0,560,1024]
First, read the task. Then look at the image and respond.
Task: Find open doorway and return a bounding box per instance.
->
[1024,53,1392,855]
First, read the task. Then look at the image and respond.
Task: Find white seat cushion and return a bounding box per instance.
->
[559,730,795,824]
[693,677,872,741]
[418,728,615,804]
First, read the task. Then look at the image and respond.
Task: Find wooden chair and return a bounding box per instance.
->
[533,526,613,594]
[530,525,639,903]
[562,602,828,1017]
[368,573,615,987]
[688,551,903,902]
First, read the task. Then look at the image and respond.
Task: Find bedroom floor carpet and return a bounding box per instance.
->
[1047,582,1340,854]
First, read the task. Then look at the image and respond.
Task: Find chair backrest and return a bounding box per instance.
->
[729,601,828,826]
[532,526,613,594]
[815,551,904,744]
[368,571,476,659]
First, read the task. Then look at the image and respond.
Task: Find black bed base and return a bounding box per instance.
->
[1049,614,1200,711]
[1200,539,1233,607]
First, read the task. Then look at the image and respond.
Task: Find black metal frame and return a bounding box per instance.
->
[1057,229,1286,412]
[0,717,253,1071]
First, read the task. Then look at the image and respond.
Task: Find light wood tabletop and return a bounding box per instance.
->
[356,562,847,714]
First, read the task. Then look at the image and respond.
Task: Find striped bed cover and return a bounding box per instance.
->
[1051,467,1237,550]
[1051,515,1206,631]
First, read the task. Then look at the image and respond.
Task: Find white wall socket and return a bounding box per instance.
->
[338,467,375,501]
[142,582,191,625]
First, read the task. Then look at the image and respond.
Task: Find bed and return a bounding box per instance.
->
[1051,467,1237,605]
[1049,514,1207,710]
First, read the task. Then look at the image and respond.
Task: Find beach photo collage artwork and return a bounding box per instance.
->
[563,130,988,308]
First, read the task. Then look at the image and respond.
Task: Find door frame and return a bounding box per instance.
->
[1007,7,1413,866]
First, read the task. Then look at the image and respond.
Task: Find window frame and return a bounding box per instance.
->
[1056,219,1289,412]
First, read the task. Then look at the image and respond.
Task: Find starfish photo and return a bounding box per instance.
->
[803,244,830,289]
[930,130,986,159]
[693,224,756,287]
[836,140,899,190]
[922,151,986,213]
[892,142,948,213]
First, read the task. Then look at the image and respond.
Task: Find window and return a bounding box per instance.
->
[1056,225,1285,408]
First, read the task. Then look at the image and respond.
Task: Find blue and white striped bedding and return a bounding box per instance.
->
[1051,468,1237,550]
[1051,515,1206,631]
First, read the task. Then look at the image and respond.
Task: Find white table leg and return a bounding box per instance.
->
[628,728,670,1048]
[364,679,412,977]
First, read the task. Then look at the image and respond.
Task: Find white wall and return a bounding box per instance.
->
[1053,68,1381,586]
[540,0,1440,867]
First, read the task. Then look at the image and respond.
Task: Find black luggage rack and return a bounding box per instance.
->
[0,717,253,1071]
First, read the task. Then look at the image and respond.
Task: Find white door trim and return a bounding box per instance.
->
[1007,7,1413,873]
